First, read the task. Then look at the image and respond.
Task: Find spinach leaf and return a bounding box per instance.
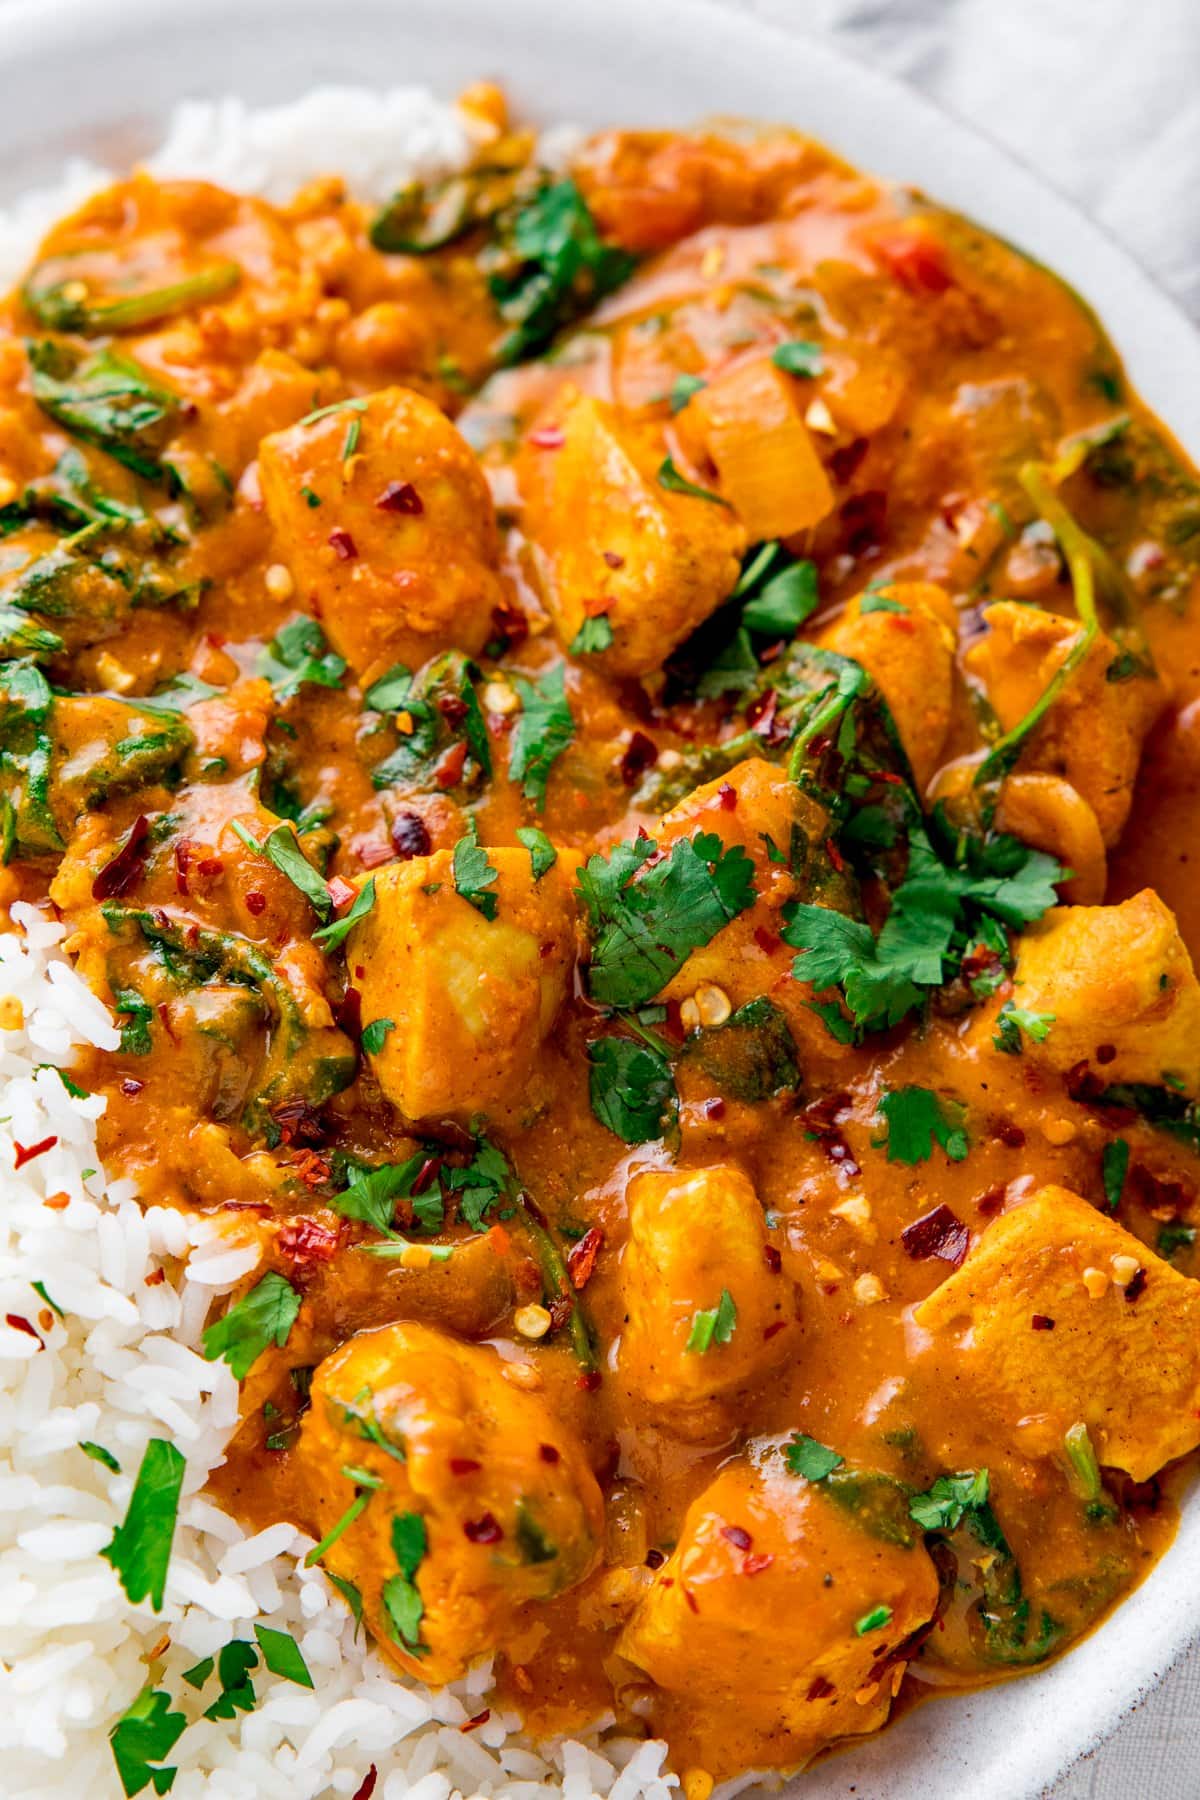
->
[27,340,182,481]
[484,177,636,366]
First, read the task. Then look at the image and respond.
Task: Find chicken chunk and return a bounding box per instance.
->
[964,600,1165,845]
[1000,888,1200,1096]
[258,385,506,681]
[515,392,746,676]
[619,1165,798,1438]
[819,581,958,792]
[915,1185,1200,1482]
[348,844,578,1121]
[617,1452,939,1776]
[295,1322,604,1683]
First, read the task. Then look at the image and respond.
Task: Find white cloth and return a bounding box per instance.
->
[722,4,1200,1795]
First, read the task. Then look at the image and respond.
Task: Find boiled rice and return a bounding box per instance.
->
[0,88,682,1800]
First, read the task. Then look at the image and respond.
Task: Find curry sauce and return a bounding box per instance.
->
[4,86,1200,1786]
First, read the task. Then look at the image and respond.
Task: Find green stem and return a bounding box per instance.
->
[303,1488,373,1566]
[515,1194,597,1375]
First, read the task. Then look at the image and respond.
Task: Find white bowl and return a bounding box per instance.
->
[0,3,1194,1796]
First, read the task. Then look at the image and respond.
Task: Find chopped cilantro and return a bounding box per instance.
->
[257,615,347,700]
[859,592,908,616]
[312,874,376,951]
[668,372,706,413]
[854,1604,893,1636]
[686,1288,737,1354]
[508,665,575,811]
[993,1002,1054,1055]
[81,1439,121,1473]
[910,1469,990,1532]
[382,1510,427,1650]
[452,821,500,920]
[878,1085,969,1165]
[657,454,729,506]
[259,822,332,922]
[570,614,614,655]
[298,396,368,428]
[326,1569,364,1634]
[115,989,154,1056]
[181,1657,214,1690]
[1157,1221,1196,1260]
[361,1017,394,1056]
[203,1639,258,1721]
[485,177,636,366]
[516,825,557,879]
[254,1623,314,1688]
[31,1277,63,1317]
[588,1035,677,1143]
[772,339,824,377]
[577,831,756,1009]
[740,557,819,636]
[109,1686,186,1798]
[783,1434,844,1481]
[1101,1138,1130,1211]
[331,1153,427,1235]
[102,1437,185,1611]
[201,1271,302,1381]
[515,1500,558,1564]
[363,662,413,712]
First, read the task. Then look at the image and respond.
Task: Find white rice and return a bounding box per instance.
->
[0,91,679,1800]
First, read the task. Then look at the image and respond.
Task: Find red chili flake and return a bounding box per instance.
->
[824,835,846,874]
[1095,1043,1117,1065]
[351,1769,378,1800]
[196,856,224,878]
[683,1588,699,1614]
[807,1675,836,1702]
[410,1156,441,1196]
[602,550,625,569]
[271,1098,332,1149]
[355,838,393,869]
[1124,1267,1148,1303]
[144,1268,165,1288]
[449,1457,482,1476]
[328,526,357,560]
[1066,1060,1106,1104]
[173,840,191,896]
[717,781,738,811]
[742,1552,774,1576]
[461,1709,491,1733]
[120,1078,145,1098]
[489,600,529,651]
[829,436,869,485]
[375,481,423,514]
[754,925,781,954]
[157,1002,178,1045]
[434,740,468,789]
[700,1097,726,1121]
[246,890,267,916]
[1031,1313,1056,1331]
[645,1547,666,1570]
[619,730,658,787]
[976,1184,1006,1218]
[901,1204,969,1266]
[391,811,432,860]
[745,687,788,747]
[577,1369,602,1392]
[538,1443,561,1464]
[528,425,565,450]
[92,815,151,901]
[14,1135,56,1169]
[6,1312,43,1347]
[437,694,469,730]
[547,1293,573,1332]
[993,1119,1026,1149]
[721,1524,753,1552]
[280,1217,340,1263]
[763,1320,788,1340]
[327,875,356,911]
[335,986,362,1038]
[566,1226,603,1291]
[763,1243,782,1274]
[464,1512,503,1544]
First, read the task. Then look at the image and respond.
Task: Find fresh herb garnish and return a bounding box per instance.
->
[109,1686,186,1798]
[993,1002,1054,1055]
[102,1437,185,1611]
[854,1604,893,1636]
[910,1468,990,1532]
[516,825,557,879]
[686,1288,737,1353]
[202,1639,258,1721]
[484,177,636,366]
[878,1085,969,1165]
[201,1271,302,1380]
[587,1034,677,1143]
[312,874,377,951]
[28,340,181,482]
[382,1510,427,1651]
[255,822,332,921]
[81,1439,121,1473]
[31,1276,63,1317]
[508,665,575,810]
[452,820,500,920]
[258,615,347,700]
[668,372,706,413]
[361,1017,394,1055]
[772,339,824,377]
[332,1153,427,1235]
[254,1623,314,1688]
[1101,1138,1130,1211]
[569,614,614,655]
[783,1434,844,1481]
[657,455,730,507]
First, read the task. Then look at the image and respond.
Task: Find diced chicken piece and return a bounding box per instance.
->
[620,1165,798,1438]
[295,1322,604,1683]
[964,600,1165,846]
[515,392,746,676]
[258,385,506,681]
[915,1185,1200,1482]
[349,845,577,1121]
[1000,888,1200,1096]
[679,357,836,541]
[617,1453,938,1775]
[819,581,958,792]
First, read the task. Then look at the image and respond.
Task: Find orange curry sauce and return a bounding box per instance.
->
[4,87,1200,1785]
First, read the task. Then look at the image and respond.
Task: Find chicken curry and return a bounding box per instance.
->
[5,84,1200,1786]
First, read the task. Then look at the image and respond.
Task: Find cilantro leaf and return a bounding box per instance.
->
[578,831,756,1008]
[254,1622,314,1688]
[361,1017,394,1055]
[740,558,819,636]
[784,903,920,1032]
[855,1604,893,1636]
[588,1035,677,1143]
[202,1271,302,1380]
[993,1001,1055,1055]
[452,821,499,920]
[878,1085,969,1165]
[486,177,636,366]
[909,1468,991,1533]
[509,665,575,811]
[783,1434,844,1481]
[203,1639,258,1720]
[364,661,412,711]
[312,873,376,951]
[326,1569,364,1633]
[382,1510,427,1650]
[81,1439,121,1473]
[109,1686,187,1798]
[516,825,557,879]
[102,1437,185,1611]
[182,1657,214,1690]
[772,339,824,377]
[331,1153,427,1235]
[1158,1221,1196,1260]
[257,615,347,700]
[570,614,613,655]
[668,372,706,413]
[657,455,729,507]
[28,340,181,482]
[686,1288,737,1353]
[1102,1138,1130,1211]
[259,822,332,921]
